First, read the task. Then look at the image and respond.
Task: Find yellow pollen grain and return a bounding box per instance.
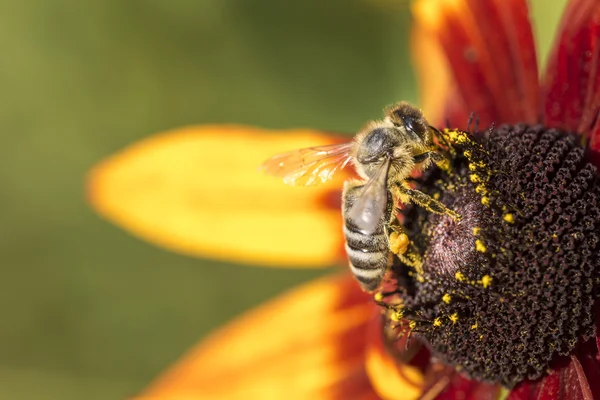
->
[455,271,466,281]
[481,196,490,206]
[463,150,472,158]
[470,174,482,183]
[409,320,417,330]
[449,313,459,324]
[475,185,486,194]
[472,227,481,235]
[446,129,468,144]
[469,163,477,171]
[433,192,440,199]
[442,293,451,304]
[503,213,514,223]
[480,275,492,288]
[433,317,442,327]
[374,292,383,302]
[475,239,487,253]
[390,310,403,321]
[471,322,478,329]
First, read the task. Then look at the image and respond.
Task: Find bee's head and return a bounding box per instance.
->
[385,102,431,143]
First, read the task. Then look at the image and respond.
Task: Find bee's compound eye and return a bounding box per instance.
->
[400,115,425,137]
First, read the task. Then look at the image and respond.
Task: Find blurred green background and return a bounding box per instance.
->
[0,0,567,398]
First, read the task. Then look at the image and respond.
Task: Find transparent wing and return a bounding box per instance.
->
[347,157,391,234]
[259,142,354,186]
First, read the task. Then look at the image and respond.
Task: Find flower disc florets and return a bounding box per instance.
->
[391,124,600,387]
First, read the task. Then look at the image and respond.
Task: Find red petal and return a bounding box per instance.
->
[420,363,499,400]
[542,0,600,150]
[579,354,600,399]
[536,356,594,400]
[412,0,539,130]
[464,0,540,123]
[563,355,595,400]
[536,371,560,400]
[508,380,541,400]
[594,301,600,361]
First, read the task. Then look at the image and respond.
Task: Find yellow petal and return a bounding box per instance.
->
[410,22,455,127]
[411,1,456,126]
[134,274,379,400]
[365,318,424,400]
[87,125,348,267]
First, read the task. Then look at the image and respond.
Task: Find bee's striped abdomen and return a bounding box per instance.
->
[342,183,393,292]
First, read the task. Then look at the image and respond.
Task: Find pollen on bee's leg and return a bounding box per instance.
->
[389,231,409,255]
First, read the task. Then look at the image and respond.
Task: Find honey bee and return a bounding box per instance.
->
[260,102,459,292]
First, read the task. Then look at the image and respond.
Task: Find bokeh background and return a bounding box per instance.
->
[1,0,568,398]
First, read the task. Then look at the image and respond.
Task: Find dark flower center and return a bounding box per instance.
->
[389,124,600,387]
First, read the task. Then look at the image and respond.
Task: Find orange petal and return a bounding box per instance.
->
[134,274,381,400]
[412,0,539,129]
[411,21,459,127]
[364,315,424,400]
[87,125,348,267]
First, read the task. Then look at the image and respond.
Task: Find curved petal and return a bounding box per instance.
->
[510,357,595,400]
[87,125,349,267]
[420,363,499,400]
[134,274,385,400]
[579,353,600,400]
[535,356,595,400]
[507,380,540,400]
[542,0,600,158]
[412,0,539,130]
[364,316,424,400]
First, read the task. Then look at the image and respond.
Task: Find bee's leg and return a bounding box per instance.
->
[413,150,450,172]
[431,127,460,158]
[393,184,461,221]
[413,151,446,165]
[404,176,425,184]
[397,244,425,276]
[427,151,446,164]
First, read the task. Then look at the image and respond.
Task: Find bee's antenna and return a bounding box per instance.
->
[467,113,474,132]
[430,125,451,149]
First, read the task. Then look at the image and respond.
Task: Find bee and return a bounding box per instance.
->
[260,102,459,292]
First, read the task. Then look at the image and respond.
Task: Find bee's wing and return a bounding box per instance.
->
[259,142,354,186]
[347,157,391,234]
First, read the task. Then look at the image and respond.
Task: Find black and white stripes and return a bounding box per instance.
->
[342,183,393,292]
